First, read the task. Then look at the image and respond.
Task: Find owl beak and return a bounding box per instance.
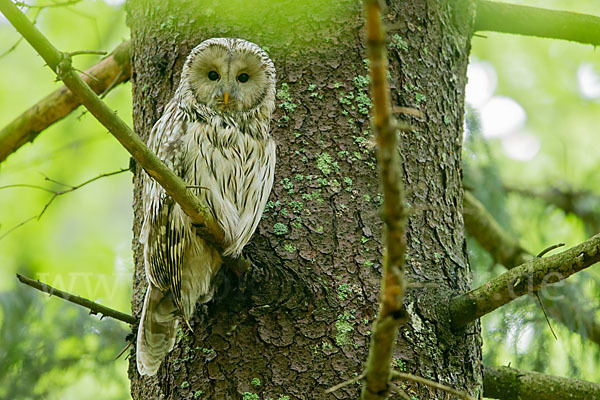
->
[223,92,229,105]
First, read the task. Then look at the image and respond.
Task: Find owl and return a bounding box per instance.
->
[136,38,276,376]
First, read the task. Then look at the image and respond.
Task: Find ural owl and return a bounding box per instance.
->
[136,38,276,376]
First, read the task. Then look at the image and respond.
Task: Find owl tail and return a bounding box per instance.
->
[136,284,179,376]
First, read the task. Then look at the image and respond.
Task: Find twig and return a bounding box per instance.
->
[360,0,408,399]
[534,243,564,341]
[391,371,476,400]
[115,339,134,360]
[537,242,565,258]
[475,0,600,46]
[16,273,136,324]
[69,50,107,56]
[450,233,600,329]
[0,168,129,240]
[325,372,365,394]
[14,0,81,8]
[0,40,132,164]
[0,7,41,59]
[387,382,411,400]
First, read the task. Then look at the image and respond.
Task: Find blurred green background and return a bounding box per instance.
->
[465,0,600,386]
[0,1,132,398]
[0,0,599,399]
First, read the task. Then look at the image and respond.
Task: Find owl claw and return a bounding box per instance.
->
[183,317,194,333]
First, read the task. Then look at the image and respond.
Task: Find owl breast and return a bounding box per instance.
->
[182,114,275,256]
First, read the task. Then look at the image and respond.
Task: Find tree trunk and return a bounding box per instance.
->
[126,0,481,398]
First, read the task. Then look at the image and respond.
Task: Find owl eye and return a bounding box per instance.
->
[208,71,220,81]
[237,73,249,83]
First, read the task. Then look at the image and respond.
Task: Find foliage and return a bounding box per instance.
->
[0,283,129,400]
[466,0,600,383]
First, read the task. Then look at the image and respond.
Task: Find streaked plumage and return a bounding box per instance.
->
[136,38,276,376]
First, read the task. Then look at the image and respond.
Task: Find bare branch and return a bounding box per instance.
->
[475,0,600,46]
[450,233,600,329]
[483,365,600,400]
[0,168,129,240]
[360,1,408,399]
[16,273,136,324]
[0,40,131,164]
[391,371,476,400]
[0,0,226,247]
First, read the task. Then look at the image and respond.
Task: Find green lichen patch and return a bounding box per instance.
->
[335,312,355,346]
[337,283,352,300]
[273,222,288,236]
[390,33,409,51]
[316,152,339,175]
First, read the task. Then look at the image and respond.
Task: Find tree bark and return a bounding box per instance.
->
[126,1,480,398]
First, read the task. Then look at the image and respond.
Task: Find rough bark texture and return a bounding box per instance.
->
[126,1,480,399]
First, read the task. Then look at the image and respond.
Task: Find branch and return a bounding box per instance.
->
[463,191,600,345]
[16,273,136,324]
[0,0,225,246]
[14,0,82,8]
[475,0,600,46]
[505,185,600,235]
[0,168,130,240]
[463,191,532,269]
[450,233,600,329]
[0,40,131,164]
[391,372,476,400]
[483,365,600,400]
[360,1,408,399]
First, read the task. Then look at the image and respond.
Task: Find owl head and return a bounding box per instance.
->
[177,38,276,118]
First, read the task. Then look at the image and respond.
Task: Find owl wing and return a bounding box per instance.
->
[141,100,190,314]
[226,137,276,256]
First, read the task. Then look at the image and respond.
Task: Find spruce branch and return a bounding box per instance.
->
[0,0,225,246]
[505,184,600,235]
[475,0,600,46]
[483,365,600,400]
[450,233,600,329]
[0,40,131,164]
[463,191,600,345]
[16,273,136,325]
[360,0,408,399]
[463,191,532,269]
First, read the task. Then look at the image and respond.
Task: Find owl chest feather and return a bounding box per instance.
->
[182,116,275,256]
